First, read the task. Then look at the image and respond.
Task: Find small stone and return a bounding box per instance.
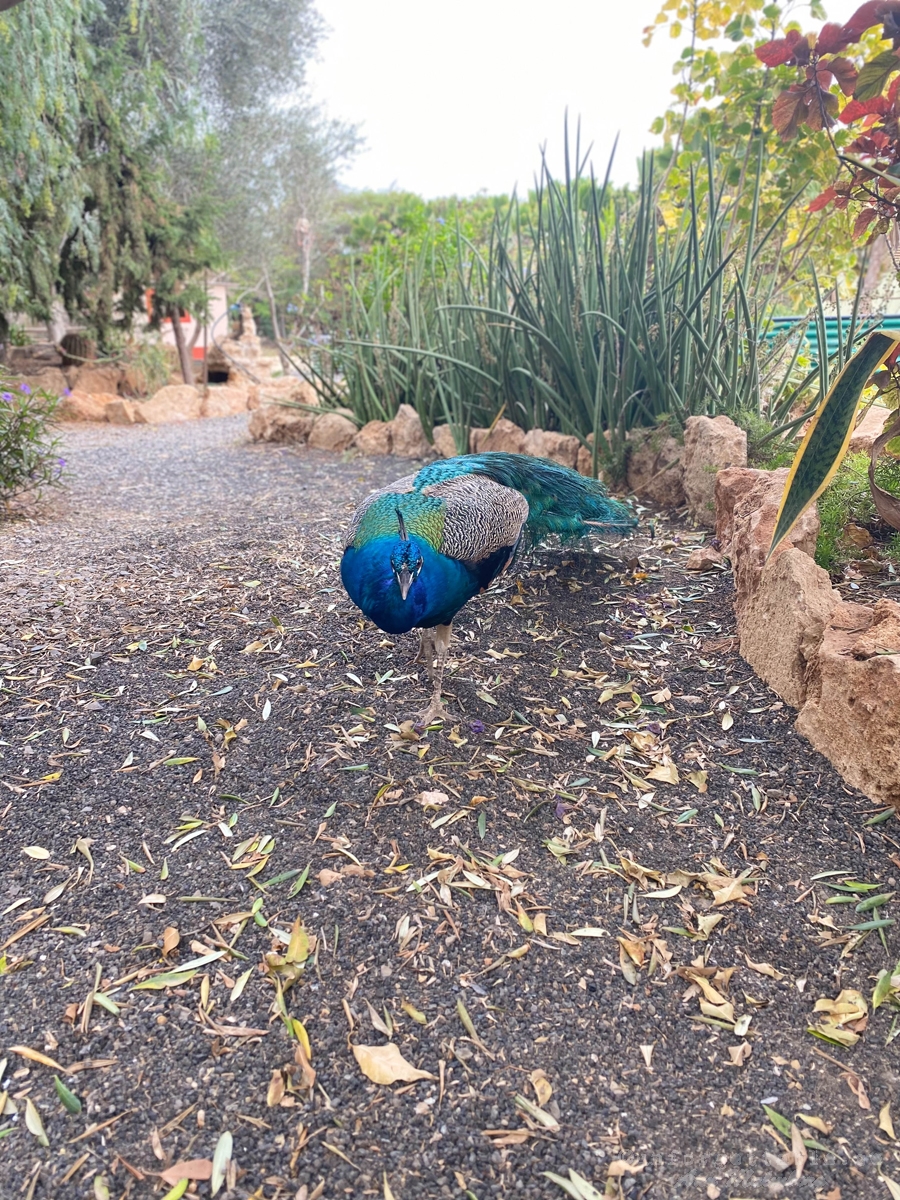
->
[57,390,119,422]
[848,405,891,453]
[389,404,432,458]
[200,385,249,418]
[797,598,900,805]
[431,424,461,458]
[522,429,579,467]
[248,403,315,444]
[470,417,526,454]
[684,546,725,572]
[715,466,819,619]
[738,548,838,708]
[141,384,203,424]
[307,411,357,452]
[626,426,685,507]
[353,420,393,456]
[104,398,147,426]
[682,415,747,527]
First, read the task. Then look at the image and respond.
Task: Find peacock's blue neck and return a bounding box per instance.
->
[341,535,476,635]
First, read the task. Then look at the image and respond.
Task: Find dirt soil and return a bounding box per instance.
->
[1,415,899,1200]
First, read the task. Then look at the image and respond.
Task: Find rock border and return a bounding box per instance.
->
[714,467,900,806]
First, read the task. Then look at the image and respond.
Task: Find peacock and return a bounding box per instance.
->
[340,452,636,725]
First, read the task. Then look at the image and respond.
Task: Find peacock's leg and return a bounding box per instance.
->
[413,627,435,669]
[415,623,452,727]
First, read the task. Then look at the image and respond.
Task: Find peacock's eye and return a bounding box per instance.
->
[416,556,424,572]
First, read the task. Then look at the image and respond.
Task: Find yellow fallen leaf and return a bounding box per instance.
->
[23,846,50,860]
[9,1045,65,1071]
[352,1043,436,1085]
[727,1042,751,1066]
[529,1069,552,1106]
[646,762,679,785]
[880,1101,896,1140]
[24,1097,48,1146]
[607,1160,646,1177]
[796,1112,832,1135]
[744,955,784,981]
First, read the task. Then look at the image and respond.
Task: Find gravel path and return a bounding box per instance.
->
[1,417,899,1200]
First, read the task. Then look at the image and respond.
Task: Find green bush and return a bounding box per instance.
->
[319,139,845,477]
[0,375,65,508]
[816,451,900,572]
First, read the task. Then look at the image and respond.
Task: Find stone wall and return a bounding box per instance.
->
[716,468,900,806]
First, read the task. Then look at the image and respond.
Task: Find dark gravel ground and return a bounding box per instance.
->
[1,416,899,1200]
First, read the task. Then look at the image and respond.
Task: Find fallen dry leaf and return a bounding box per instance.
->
[159,1159,213,1185]
[352,1043,436,1086]
[797,1113,833,1135]
[529,1069,552,1106]
[607,1159,646,1177]
[880,1101,896,1140]
[727,1042,751,1066]
[791,1122,808,1182]
[744,954,784,981]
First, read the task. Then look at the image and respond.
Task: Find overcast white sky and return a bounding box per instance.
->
[308,0,864,198]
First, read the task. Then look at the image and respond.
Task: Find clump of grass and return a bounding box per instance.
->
[735,409,797,470]
[816,451,900,572]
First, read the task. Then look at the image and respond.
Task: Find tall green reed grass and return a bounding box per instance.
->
[307,132,873,477]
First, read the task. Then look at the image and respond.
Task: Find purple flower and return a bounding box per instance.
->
[58,457,67,469]
[18,383,31,394]
[470,719,485,735]
[0,392,11,403]
[63,387,71,397]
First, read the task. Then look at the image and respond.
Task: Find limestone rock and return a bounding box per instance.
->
[470,418,526,454]
[626,427,685,507]
[307,411,357,452]
[389,404,432,458]
[738,548,838,708]
[354,420,393,456]
[105,398,147,426]
[17,369,70,398]
[141,384,202,424]
[431,424,461,458]
[682,415,747,527]
[797,601,900,805]
[201,386,249,419]
[718,467,820,620]
[248,403,315,444]
[71,365,122,396]
[57,390,119,422]
[684,546,726,572]
[850,597,900,659]
[522,429,580,467]
[258,376,319,407]
[848,405,891,454]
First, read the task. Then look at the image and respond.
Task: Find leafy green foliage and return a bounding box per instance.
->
[644,0,860,302]
[816,451,900,571]
[0,373,64,506]
[323,138,827,474]
[751,3,900,242]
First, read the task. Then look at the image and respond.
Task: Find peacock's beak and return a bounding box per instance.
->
[397,567,412,600]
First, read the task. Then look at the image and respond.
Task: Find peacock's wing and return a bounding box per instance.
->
[422,475,529,583]
[343,473,420,548]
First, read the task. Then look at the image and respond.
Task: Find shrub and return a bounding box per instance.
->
[816,451,900,573]
[0,376,66,509]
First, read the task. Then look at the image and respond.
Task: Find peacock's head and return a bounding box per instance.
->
[389,510,424,600]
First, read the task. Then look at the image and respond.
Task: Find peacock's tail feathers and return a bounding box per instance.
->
[413,453,635,542]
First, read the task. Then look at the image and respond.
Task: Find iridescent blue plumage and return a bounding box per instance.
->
[341,452,636,723]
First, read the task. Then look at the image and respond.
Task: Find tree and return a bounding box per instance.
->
[0,0,92,340]
[643,0,861,302]
[754,0,900,244]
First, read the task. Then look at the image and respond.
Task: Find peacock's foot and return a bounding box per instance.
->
[413,697,449,730]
